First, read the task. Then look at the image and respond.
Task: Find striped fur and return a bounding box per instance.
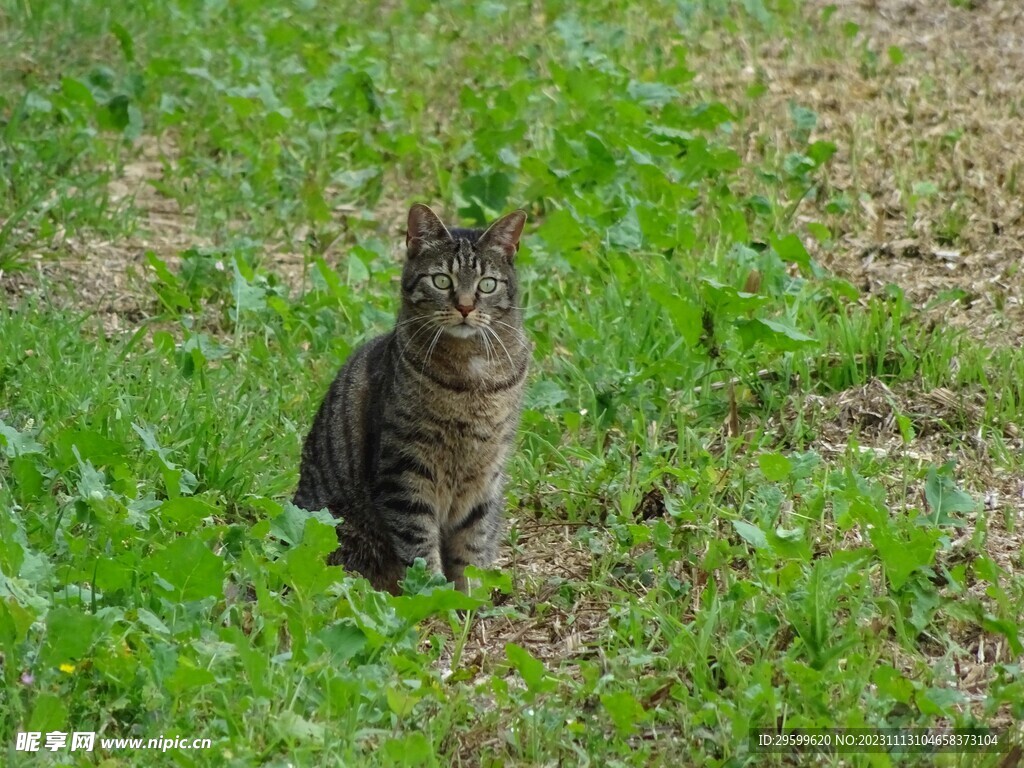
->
[293,205,530,593]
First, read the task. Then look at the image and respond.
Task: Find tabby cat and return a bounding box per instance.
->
[293,204,530,594]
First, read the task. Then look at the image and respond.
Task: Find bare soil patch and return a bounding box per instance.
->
[431,520,609,674]
[799,376,1023,715]
[696,0,1024,345]
[1,136,419,335]
[805,377,1023,555]
[2,136,199,334]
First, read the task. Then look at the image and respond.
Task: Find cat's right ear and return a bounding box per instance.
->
[406,204,452,258]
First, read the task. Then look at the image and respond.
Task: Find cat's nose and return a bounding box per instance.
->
[456,304,474,317]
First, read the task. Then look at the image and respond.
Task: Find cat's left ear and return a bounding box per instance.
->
[407,204,452,258]
[479,210,527,261]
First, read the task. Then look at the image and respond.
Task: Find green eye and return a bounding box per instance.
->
[478,277,498,294]
[431,274,452,290]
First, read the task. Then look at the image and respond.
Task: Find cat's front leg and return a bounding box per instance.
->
[377,488,444,585]
[443,496,502,592]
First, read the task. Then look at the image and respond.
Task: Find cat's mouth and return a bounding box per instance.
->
[445,323,479,339]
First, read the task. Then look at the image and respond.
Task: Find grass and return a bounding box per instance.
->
[2,0,1023,765]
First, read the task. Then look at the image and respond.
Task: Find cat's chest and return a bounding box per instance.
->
[434,389,519,442]
[441,353,517,388]
[391,346,526,461]
[466,356,488,377]
[423,386,520,466]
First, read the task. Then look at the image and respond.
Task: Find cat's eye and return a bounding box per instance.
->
[477,277,498,294]
[431,274,452,290]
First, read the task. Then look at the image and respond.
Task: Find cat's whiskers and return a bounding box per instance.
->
[475,314,501,359]
[398,315,441,360]
[483,325,515,371]
[477,324,496,366]
[398,317,436,352]
[490,318,530,347]
[396,314,434,328]
[421,326,445,375]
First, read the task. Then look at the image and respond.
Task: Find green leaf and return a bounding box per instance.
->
[736,318,816,351]
[182,332,229,361]
[980,614,1023,656]
[699,278,767,317]
[649,284,702,347]
[300,179,332,223]
[600,690,647,736]
[527,380,569,410]
[11,456,45,501]
[41,607,102,665]
[627,146,656,167]
[60,77,97,108]
[806,140,837,167]
[872,665,916,703]
[649,124,694,144]
[231,259,268,318]
[789,104,818,142]
[459,172,512,223]
[768,527,812,561]
[506,643,556,694]
[273,710,325,743]
[466,565,513,598]
[972,556,1001,586]
[382,732,433,763]
[0,420,44,457]
[400,558,449,595]
[916,686,965,716]
[316,621,368,663]
[805,221,831,243]
[148,538,225,602]
[626,80,679,108]
[158,497,218,530]
[896,413,915,444]
[537,208,584,252]
[923,465,977,525]
[132,422,174,467]
[386,686,418,717]
[0,598,36,647]
[608,207,642,250]
[925,288,970,311]
[53,428,125,470]
[135,608,170,636]
[110,21,135,62]
[346,252,370,286]
[687,101,736,129]
[270,501,336,546]
[770,233,811,272]
[165,659,217,694]
[24,91,52,114]
[758,452,792,482]
[871,526,939,591]
[912,181,939,198]
[391,588,485,624]
[72,449,108,502]
[333,167,381,191]
[733,520,770,550]
[277,519,342,595]
[28,693,68,734]
[103,94,143,138]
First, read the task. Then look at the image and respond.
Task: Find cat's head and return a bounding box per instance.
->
[400,204,526,340]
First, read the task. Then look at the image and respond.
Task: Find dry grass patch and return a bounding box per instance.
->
[690,0,1024,344]
[2,135,197,334]
[799,375,1023,718]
